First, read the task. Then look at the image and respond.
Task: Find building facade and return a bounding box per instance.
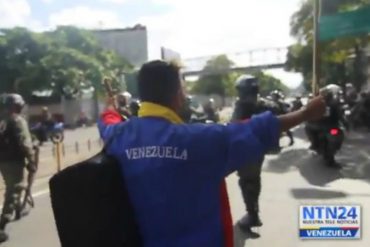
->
[93,25,148,68]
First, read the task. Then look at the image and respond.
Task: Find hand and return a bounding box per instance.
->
[302,96,326,122]
[105,96,117,110]
[26,162,37,173]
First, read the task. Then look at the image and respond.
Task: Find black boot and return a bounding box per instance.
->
[0,217,9,243]
[15,202,31,221]
[287,131,294,146]
[0,217,9,231]
[0,231,8,243]
[238,168,262,232]
[238,212,263,231]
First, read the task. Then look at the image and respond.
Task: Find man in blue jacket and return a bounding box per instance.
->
[99,60,326,247]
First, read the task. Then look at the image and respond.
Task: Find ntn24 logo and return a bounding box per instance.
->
[301,206,360,220]
[300,228,359,238]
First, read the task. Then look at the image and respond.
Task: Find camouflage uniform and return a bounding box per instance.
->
[0,114,35,227]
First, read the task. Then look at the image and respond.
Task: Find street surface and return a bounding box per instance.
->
[1,122,370,247]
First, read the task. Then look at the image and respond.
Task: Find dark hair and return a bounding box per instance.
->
[138,60,181,107]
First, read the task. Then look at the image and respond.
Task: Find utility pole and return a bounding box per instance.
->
[313,0,321,95]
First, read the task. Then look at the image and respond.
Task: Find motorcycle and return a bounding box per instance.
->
[189,114,215,124]
[348,103,370,130]
[76,116,93,128]
[31,122,64,145]
[308,124,345,167]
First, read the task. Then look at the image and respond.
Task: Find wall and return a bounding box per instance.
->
[61,98,97,126]
[93,26,148,68]
[26,103,62,118]
[27,98,97,126]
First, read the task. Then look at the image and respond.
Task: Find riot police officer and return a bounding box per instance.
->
[270,90,295,146]
[129,100,141,117]
[179,95,201,123]
[203,98,219,123]
[292,95,304,112]
[306,89,347,153]
[40,106,53,126]
[0,94,36,243]
[231,75,276,232]
[117,92,132,120]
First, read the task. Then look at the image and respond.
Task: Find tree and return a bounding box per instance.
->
[286,0,370,91]
[0,26,133,101]
[191,55,236,99]
[252,71,289,96]
[191,55,289,99]
[0,28,51,96]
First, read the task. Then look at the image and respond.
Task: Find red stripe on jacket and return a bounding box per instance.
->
[220,181,233,247]
[101,109,123,125]
[219,118,249,246]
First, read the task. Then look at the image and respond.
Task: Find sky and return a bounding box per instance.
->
[0,0,305,88]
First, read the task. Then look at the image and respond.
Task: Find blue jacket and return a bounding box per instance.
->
[98,102,280,247]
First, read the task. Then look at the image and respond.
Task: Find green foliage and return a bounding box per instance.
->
[252,71,289,96]
[0,26,132,100]
[191,55,236,97]
[286,0,370,91]
[191,55,287,97]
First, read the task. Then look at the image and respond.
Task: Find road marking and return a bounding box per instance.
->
[0,189,50,210]
[32,189,50,198]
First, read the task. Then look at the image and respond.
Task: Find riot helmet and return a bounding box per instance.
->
[4,94,25,113]
[181,95,192,108]
[235,75,259,103]
[270,90,283,102]
[207,98,215,108]
[117,92,131,107]
[129,100,141,116]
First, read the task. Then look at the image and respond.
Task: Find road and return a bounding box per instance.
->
[1,125,370,247]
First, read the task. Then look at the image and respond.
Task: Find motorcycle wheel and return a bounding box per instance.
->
[323,142,338,167]
[51,132,64,144]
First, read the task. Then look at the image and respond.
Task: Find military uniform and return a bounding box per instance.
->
[0,114,35,227]
[232,98,277,228]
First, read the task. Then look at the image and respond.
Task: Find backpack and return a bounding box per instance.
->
[0,118,22,160]
[49,145,142,247]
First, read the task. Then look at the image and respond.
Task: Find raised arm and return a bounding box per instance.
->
[98,95,126,142]
[278,96,326,132]
[223,96,326,175]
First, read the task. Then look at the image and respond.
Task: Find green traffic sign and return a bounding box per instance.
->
[319,5,370,41]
